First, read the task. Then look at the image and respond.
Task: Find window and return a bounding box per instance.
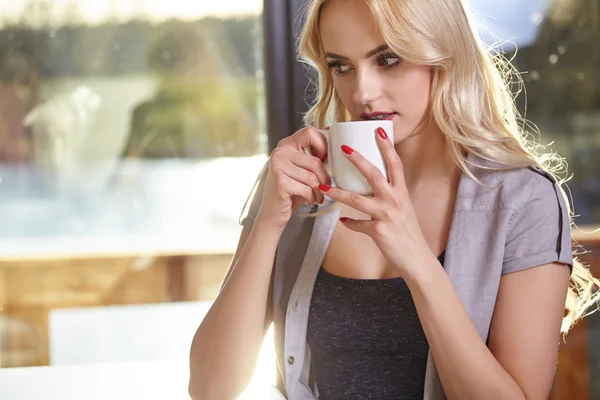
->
[469,0,599,223]
[0,1,272,398]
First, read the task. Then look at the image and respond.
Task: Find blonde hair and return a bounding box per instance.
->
[293,0,599,333]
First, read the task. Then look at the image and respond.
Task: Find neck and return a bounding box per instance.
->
[394,123,459,192]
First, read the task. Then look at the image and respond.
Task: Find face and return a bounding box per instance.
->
[319,0,433,143]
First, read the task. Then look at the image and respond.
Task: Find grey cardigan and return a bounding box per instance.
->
[240,155,572,400]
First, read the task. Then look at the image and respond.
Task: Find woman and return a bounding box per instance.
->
[189,0,599,399]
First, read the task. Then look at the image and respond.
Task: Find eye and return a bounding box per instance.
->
[377,54,402,69]
[327,61,351,77]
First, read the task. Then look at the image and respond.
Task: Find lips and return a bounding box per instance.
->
[360,112,397,121]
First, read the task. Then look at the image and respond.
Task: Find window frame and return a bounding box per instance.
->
[263,0,312,151]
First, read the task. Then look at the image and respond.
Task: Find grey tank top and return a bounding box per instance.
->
[307,252,445,399]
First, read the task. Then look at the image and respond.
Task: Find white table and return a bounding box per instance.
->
[0,360,283,400]
[1,301,281,399]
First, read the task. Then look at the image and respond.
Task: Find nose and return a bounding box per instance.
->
[352,67,382,106]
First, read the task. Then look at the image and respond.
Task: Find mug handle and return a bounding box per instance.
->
[303,128,333,177]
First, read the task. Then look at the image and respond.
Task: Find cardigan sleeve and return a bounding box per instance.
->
[239,159,269,231]
[502,171,573,274]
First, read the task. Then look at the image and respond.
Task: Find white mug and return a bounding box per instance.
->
[306,120,394,196]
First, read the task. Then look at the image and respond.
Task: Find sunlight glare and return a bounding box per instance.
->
[0,0,263,26]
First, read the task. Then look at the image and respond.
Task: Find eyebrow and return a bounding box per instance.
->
[324,44,390,61]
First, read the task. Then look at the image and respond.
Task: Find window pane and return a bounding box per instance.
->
[471,0,600,224]
[0,1,272,397]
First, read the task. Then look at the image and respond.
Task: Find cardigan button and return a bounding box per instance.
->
[287,356,295,365]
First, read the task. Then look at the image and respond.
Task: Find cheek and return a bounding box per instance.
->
[332,78,355,108]
[389,69,431,117]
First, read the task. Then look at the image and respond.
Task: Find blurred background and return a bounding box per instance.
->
[0,0,597,399]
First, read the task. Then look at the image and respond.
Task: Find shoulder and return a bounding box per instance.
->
[459,154,566,212]
[463,154,573,266]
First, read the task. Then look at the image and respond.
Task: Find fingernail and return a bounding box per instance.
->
[341,145,354,155]
[321,153,328,163]
[377,127,388,140]
[340,217,349,223]
[319,197,325,204]
[318,184,331,192]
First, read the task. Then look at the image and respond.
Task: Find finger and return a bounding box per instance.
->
[282,157,327,202]
[288,151,331,186]
[281,171,317,205]
[375,126,404,188]
[278,127,328,163]
[339,144,391,198]
[271,148,328,203]
[318,184,381,217]
[339,217,373,235]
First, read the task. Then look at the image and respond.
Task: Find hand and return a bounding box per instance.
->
[256,127,331,231]
[318,127,433,277]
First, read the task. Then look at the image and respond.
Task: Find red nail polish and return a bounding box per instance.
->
[318,184,331,192]
[377,127,388,140]
[340,217,349,223]
[319,197,325,204]
[321,153,328,163]
[341,145,354,155]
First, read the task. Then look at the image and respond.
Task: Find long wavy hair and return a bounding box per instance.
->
[292,0,599,333]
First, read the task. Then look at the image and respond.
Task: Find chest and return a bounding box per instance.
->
[322,192,455,280]
[308,270,422,351]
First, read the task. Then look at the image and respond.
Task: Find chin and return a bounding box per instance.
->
[391,126,416,145]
